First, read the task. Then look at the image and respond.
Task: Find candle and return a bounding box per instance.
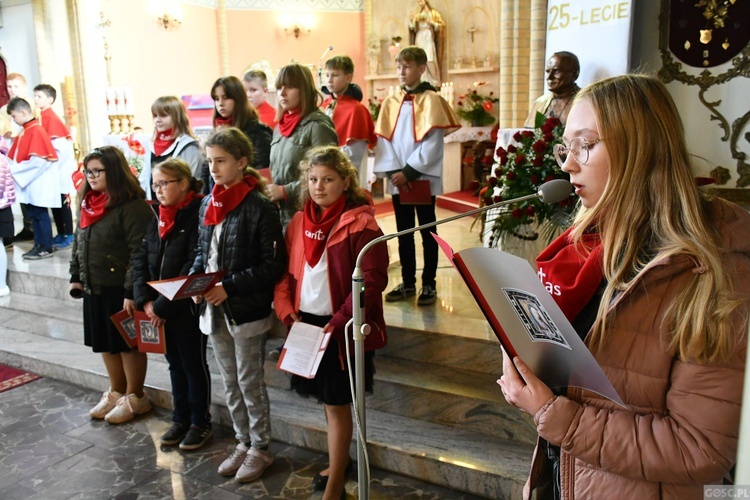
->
[123,86,135,115]
[106,88,115,116]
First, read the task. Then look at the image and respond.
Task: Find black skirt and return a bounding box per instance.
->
[0,206,14,239]
[290,311,375,406]
[83,286,136,354]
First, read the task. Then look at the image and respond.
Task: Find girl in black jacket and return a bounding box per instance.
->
[132,158,212,450]
[191,127,286,483]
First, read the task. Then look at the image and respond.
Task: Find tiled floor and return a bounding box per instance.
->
[0,377,484,500]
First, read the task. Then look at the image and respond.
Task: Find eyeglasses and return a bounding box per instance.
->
[83,168,105,178]
[151,179,180,192]
[553,137,602,167]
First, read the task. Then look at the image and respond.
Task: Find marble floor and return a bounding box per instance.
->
[0,376,485,500]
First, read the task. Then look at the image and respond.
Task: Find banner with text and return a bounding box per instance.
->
[544,1,634,88]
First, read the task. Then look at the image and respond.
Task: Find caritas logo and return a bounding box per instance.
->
[211,199,223,207]
[537,266,561,296]
[305,229,325,241]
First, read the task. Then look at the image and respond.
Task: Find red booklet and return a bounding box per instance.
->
[110,309,137,348]
[398,179,432,205]
[133,310,166,354]
[148,271,224,301]
[433,233,624,406]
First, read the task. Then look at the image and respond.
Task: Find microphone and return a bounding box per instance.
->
[318,45,334,86]
[347,179,573,499]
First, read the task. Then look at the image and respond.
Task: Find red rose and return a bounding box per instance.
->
[495,147,506,157]
[526,205,535,216]
[514,153,526,165]
[544,175,555,183]
[482,156,493,165]
[482,101,494,112]
[483,196,493,206]
[472,90,478,95]
[512,208,523,219]
[513,132,523,142]
[544,132,555,143]
[507,145,517,153]
[545,117,561,128]
[457,101,463,106]
[540,123,554,134]
[530,174,539,184]
[532,140,547,153]
[487,176,498,187]
[499,156,509,166]
[493,195,503,203]
[494,167,503,177]
[532,156,543,167]
[506,171,517,180]
[522,130,534,139]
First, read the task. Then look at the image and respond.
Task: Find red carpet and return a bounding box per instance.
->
[436,190,480,214]
[374,199,394,217]
[0,364,41,393]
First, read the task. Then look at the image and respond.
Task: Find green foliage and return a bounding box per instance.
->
[455,84,499,126]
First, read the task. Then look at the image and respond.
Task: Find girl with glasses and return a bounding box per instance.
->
[132,159,212,450]
[499,74,750,499]
[69,145,153,424]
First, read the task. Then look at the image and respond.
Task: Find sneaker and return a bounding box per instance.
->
[160,422,190,446]
[104,393,152,424]
[218,442,249,476]
[51,234,64,246]
[385,283,417,302]
[417,285,437,306]
[52,234,74,250]
[235,447,274,483]
[90,389,123,419]
[266,346,281,362]
[23,247,54,260]
[13,228,34,242]
[179,424,213,450]
[22,244,40,258]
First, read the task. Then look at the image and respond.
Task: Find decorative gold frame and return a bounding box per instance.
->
[658,0,750,190]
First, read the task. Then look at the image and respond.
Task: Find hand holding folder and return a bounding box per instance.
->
[147,271,224,301]
[398,179,432,205]
[277,322,332,379]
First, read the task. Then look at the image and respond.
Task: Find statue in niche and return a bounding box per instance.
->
[408,0,445,86]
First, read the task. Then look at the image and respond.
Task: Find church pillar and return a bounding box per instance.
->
[217,0,229,75]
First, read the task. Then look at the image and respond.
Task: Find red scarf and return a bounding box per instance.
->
[153,129,175,157]
[8,119,58,163]
[278,108,303,137]
[203,175,258,226]
[214,117,232,128]
[302,196,346,267]
[535,227,604,321]
[158,191,200,238]
[80,190,109,228]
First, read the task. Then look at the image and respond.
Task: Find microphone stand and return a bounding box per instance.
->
[350,188,551,500]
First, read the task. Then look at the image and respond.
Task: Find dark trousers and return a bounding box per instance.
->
[26,204,53,250]
[165,321,212,428]
[392,194,438,288]
[51,194,73,235]
[20,203,33,232]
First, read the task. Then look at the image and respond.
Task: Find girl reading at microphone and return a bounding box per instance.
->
[498,74,750,499]
[274,146,388,500]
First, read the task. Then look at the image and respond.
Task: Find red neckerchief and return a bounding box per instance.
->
[40,108,71,140]
[214,116,232,128]
[536,227,604,321]
[158,191,201,238]
[8,119,59,163]
[278,108,303,137]
[256,101,278,129]
[203,175,258,226]
[80,190,109,228]
[153,128,176,157]
[302,196,346,267]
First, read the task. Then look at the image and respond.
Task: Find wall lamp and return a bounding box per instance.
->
[279,13,314,38]
[157,1,183,30]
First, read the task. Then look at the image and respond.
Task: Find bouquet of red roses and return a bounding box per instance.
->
[482,113,576,247]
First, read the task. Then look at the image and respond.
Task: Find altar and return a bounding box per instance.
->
[442,126,495,193]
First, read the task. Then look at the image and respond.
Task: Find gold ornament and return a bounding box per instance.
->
[700,29,713,44]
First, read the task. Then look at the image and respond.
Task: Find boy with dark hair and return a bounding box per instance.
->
[373,46,460,306]
[321,55,375,190]
[242,70,277,129]
[34,83,76,249]
[7,97,61,259]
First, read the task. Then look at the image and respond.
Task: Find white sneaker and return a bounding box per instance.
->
[235,447,274,483]
[90,389,123,419]
[104,393,152,424]
[218,442,249,476]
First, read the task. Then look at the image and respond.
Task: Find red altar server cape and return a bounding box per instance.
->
[8,119,58,164]
[9,119,62,208]
[256,101,278,130]
[375,86,460,142]
[321,94,376,147]
[39,107,72,140]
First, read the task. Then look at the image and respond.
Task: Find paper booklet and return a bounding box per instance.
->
[277,321,332,379]
[433,234,624,406]
[147,271,224,301]
[398,179,432,205]
[110,310,166,354]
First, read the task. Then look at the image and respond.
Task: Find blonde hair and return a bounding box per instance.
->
[151,96,197,140]
[571,74,741,363]
[297,146,368,210]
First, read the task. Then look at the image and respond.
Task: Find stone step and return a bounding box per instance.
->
[0,291,534,497]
